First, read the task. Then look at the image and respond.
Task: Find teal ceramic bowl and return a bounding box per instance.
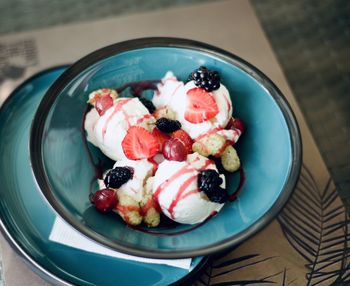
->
[30,38,301,259]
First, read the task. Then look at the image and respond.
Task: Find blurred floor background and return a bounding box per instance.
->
[0,0,349,210]
[253,0,350,212]
[0,0,212,34]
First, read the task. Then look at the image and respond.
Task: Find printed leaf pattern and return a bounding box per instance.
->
[278,165,350,285]
[193,253,284,285]
[192,164,350,285]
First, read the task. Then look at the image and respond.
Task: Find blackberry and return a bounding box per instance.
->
[188,66,221,92]
[205,187,229,203]
[156,117,181,133]
[198,169,228,203]
[104,167,133,188]
[198,169,223,192]
[139,97,156,113]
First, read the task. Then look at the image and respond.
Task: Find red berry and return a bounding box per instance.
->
[95,95,114,116]
[152,127,171,151]
[122,126,160,160]
[184,88,219,123]
[227,118,245,134]
[92,188,117,213]
[171,129,193,154]
[163,138,187,161]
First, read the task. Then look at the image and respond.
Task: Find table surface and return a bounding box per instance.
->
[0,0,349,285]
[253,0,350,213]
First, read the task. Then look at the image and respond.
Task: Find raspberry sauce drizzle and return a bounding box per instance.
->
[228,167,245,202]
[102,98,131,137]
[131,165,245,236]
[167,175,199,219]
[83,78,246,236]
[153,165,195,201]
[141,196,161,215]
[195,127,223,141]
[82,105,105,195]
[84,79,162,197]
[130,211,218,236]
[153,157,215,218]
[100,79,162,138]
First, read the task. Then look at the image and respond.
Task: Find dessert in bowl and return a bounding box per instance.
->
[30,37,301,258]
[85,66,243,227]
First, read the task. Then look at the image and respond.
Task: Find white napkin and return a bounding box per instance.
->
[49,216,192,270]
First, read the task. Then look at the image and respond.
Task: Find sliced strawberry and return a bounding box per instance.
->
[171,129,193,154]
[185,88,219,123]
[122,126,159,160]
[95,95,114,116]
[152,127,171,151]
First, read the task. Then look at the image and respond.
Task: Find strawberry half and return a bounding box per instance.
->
[184,88,219,123]
[171,129,193,154]
[152,127,171,151]
[122,126,159,160]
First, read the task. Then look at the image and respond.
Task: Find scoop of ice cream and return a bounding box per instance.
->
[173,81,232,139]
[99,158,154,202]
[152,71,184,109]
[84,107,100,146]
[113,158,154,202]
[97,158,160,226]
[152,153,225,224]
[152,72,232,140]
[84,97,155,161]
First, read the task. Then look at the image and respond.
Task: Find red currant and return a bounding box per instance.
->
[95,95,113,116]
[227,118,245,134]
[92,188,117,212]
[163,138,187,161]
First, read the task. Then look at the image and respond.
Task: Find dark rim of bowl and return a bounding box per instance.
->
[30,37,302,259]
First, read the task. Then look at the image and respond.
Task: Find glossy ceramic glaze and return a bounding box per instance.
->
[0,67,205,285]
[31,38,302,259]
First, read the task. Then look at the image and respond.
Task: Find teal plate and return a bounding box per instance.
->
[0,66,206,286]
